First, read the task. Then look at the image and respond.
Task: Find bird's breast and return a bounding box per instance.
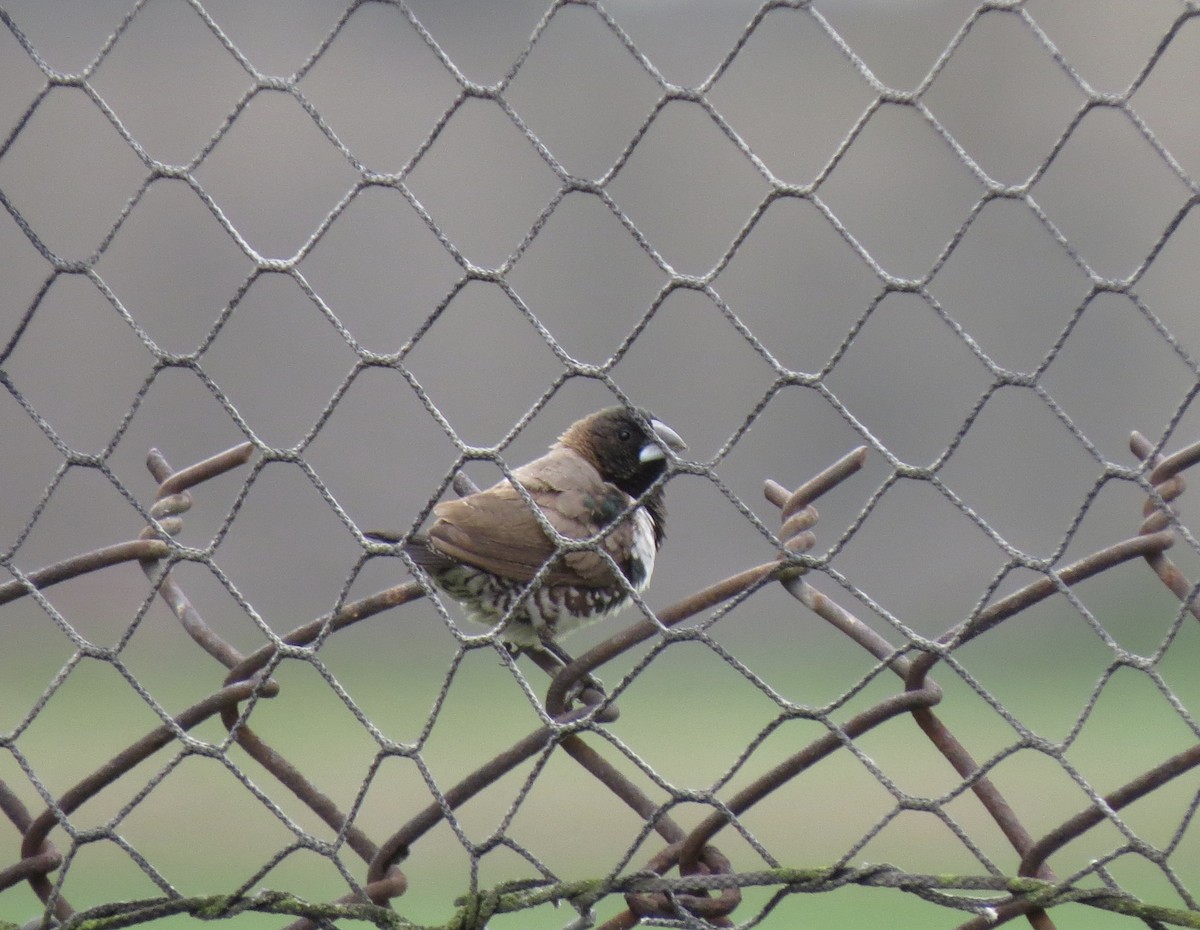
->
[626,506,657,591]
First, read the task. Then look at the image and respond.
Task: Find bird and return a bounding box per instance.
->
[380,406,685,650]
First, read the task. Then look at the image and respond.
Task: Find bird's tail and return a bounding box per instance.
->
[365,530,453,574]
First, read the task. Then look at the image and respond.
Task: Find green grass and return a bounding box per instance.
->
[4,612,1198,930]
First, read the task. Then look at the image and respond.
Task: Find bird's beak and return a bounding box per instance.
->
[639,419,687,463]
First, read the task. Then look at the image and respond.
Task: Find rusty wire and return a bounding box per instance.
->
[4,2,1200,929]
[3,432,1200,928]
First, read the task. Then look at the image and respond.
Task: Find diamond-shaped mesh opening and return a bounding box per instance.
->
[3,3,1200,929]
[928,197,1092,374]
[2,274,155,454]
[1032,105,1190,281]
[708,6,877,188]
[192,90,362,259]
[0,86,146,260]
[504,4,663,181]
[87,0,249,166]
[506,192,668,364]
[817,102,985,279]
[606,99,771,276]
[403,97,562,269]
[296,2,462,176]
[295,185,464,352]
[93,179,254,357]
[196,272,359,447]
[921,10,1085,186]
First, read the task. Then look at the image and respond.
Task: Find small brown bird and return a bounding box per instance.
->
[392,406,685,648]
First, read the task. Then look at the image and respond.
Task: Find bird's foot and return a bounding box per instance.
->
[519,641,607,709]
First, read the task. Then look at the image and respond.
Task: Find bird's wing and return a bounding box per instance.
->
[425,455,638,588]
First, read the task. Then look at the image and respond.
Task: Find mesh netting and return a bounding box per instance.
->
[3,2,1200,929]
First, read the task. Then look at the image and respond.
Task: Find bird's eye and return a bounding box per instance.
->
[618,428,632,442]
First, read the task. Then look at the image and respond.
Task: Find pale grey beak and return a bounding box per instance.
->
[639,419,687,463]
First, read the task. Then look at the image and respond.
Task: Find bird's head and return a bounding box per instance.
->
[560,406,686,498]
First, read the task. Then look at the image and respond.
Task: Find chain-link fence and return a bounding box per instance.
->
[3,2,1200,928]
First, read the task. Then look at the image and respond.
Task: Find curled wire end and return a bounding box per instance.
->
[625,843,740,922]
[453,472,481,497]
[775,503,817,581]
[1130,430,1193,533]
[763,447,867,575]
[780,504,818,549]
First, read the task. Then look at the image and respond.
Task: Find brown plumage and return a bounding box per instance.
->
[395,407,685,647]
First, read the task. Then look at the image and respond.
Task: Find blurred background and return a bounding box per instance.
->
[2,1,1199,927]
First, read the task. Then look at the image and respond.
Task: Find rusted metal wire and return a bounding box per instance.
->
[6,429,1200,930]
[5,2,1200,927]
[140,444,255,669]
[15,680,267,920]
[624,843,740,924]
[942,434,1200,930]
[1131,431,1200,622]
[0,540,170,607]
